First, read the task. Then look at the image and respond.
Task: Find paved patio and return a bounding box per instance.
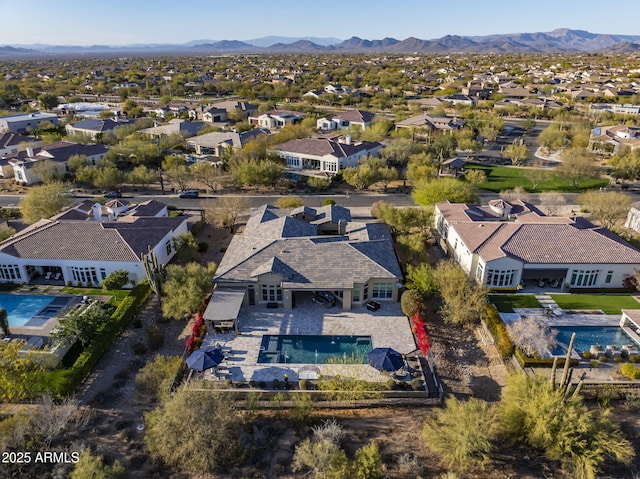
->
[201,296,416,383]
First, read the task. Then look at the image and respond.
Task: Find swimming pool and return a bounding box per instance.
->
[0,294,70,327]
[257,335,373,364]
[552,326,637,355]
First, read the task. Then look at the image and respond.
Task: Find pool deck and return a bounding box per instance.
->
[201,296,416,383]
[3,287,110,337]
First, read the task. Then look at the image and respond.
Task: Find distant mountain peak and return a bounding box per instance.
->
[2,28,640,57]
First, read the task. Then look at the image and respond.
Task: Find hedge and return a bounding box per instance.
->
[482,304,514,359]
[35,282,151,397]
[514,348,579,368]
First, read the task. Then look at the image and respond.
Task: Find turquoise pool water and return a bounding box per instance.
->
[552,326,636,355]
[258,335,373,364]
[0,294,68,327]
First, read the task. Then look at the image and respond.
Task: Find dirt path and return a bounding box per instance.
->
[76,295,189,408]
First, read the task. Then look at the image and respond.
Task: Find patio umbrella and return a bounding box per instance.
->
[186,346,225,371]
[367,347,404,371]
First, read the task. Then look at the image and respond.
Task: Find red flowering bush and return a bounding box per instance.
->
[186,314,208,354]
[411,312,431,356]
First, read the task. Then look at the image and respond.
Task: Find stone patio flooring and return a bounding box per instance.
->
[201,296,416,383]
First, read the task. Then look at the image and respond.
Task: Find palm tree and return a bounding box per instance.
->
[0,308,9,336]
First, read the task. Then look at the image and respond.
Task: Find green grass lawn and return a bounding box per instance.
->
[60,287,129,305]
[466,164,609,193]
[489,294,541,313]
[550,294,640,314]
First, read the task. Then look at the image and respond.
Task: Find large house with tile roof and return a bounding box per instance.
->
[435,200,640,290]
[209,204,402,319]
[271,136,382,174]
[0,199,187,287]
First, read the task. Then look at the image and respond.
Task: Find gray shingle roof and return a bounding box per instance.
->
[272,138,381,159]
[215,205,401,289]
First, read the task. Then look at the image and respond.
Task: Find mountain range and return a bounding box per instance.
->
[2,29,640,57]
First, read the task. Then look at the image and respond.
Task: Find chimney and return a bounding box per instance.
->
[92,203,102,221]
[26,146,34,157]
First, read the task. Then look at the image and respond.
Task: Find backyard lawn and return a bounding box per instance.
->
[550,294,640,314]
[489,294,541,313]
[466,164,609,193]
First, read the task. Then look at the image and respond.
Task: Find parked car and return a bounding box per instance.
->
[104,191,122,198]
[313,291,336,303]
[312,291,336,307]
[178,190,199,198]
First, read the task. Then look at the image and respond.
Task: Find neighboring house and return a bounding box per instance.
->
[589,125,640,155]
[324,83,351,96]
[395,114,465,131]
[209,100,258,119]
[202,107,228,123]
[65,118,133,141]
[206,204,401,328]
[139,119,206,139]
[435,199,640,290]
[0,112,59,134]
[271,136,382,174]
[7,141,108,185]
[591,104,640,116]
[248,109,304,129]
[316,109,376,131]
[0,199,187,287]
[0,133,41,177]
[442,94,477,106]
[186,129,269,156]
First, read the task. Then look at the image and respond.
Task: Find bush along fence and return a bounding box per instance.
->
[186,313,207,355]
[35,281,151,398]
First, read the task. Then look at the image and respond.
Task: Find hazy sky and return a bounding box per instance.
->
[1,0,639,45]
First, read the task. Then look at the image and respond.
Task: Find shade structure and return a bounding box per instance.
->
[186,346,225,371]
[367,347,404,371]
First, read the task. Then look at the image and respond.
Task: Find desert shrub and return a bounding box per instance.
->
[132,342,147,355]
[620,363,640,380]
[146,325,164,350]
[197,241,209,253]
[299,379,309,390]
[136,355,184,401]
[400,289,423,318]
[410,378,424,391]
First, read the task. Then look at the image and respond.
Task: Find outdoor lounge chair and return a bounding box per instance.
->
[605,345,622,358]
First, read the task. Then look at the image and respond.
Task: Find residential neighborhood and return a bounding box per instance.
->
[3,16,640,478]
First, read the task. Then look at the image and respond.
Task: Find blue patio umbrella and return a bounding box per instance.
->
[186,346,225,371]
[367,347,404,371]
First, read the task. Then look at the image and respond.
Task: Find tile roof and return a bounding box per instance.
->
[438,200,640,265]
[272,138,381,159]
[0,201,184,263]
[215,205,401,289]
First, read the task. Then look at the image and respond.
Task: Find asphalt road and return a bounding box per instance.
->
[0,192,417,210]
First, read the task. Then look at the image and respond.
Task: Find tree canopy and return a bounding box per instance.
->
[161,262,217,319]
[19,181,74,224]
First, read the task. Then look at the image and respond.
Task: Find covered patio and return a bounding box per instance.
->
[203,287,246,333]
